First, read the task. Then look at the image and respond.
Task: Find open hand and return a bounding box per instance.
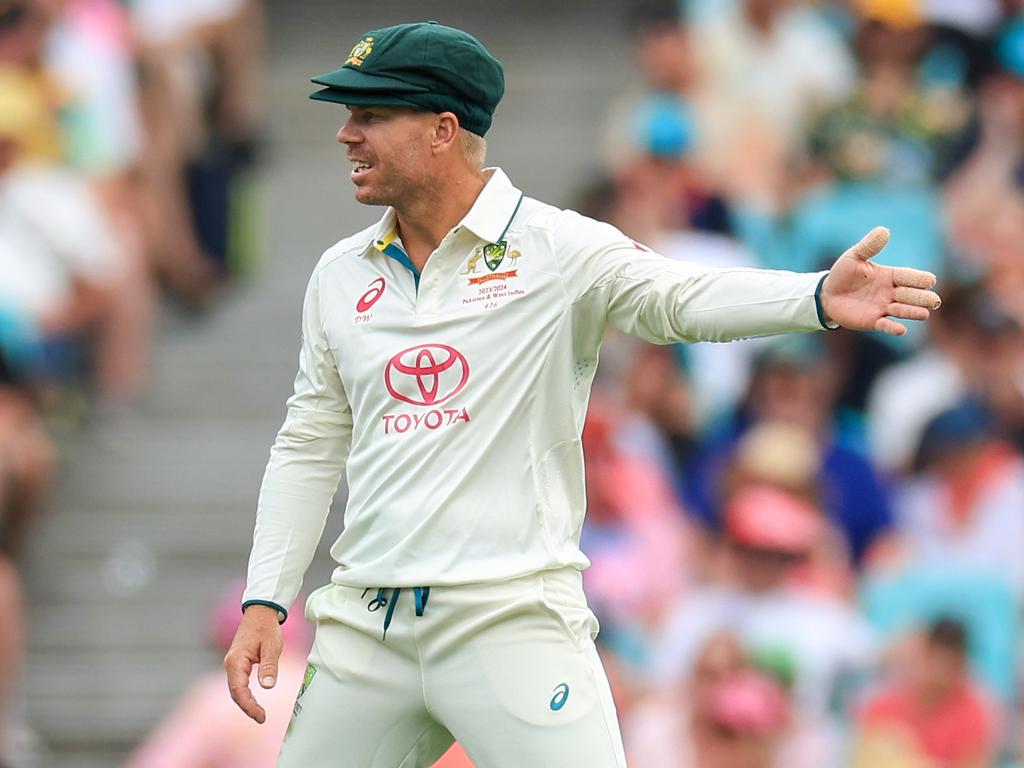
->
[819,227,941,336]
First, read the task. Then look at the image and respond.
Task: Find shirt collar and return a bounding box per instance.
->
[359,167,524,257]
[364,207,399,256]
[458,167,524,244]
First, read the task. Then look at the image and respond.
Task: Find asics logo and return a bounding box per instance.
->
[550,683,569,711]
[356,277,386,313]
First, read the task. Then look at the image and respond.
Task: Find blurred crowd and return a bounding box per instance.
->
[0,0,264,763]
[3,0,1024,766]
[584,0,1024,766]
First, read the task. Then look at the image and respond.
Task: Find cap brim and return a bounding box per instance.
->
[311,66,430,93]
[309,87,430,109]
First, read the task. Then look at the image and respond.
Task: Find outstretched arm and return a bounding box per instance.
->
[819,227,941,336]
[556,212,940,347]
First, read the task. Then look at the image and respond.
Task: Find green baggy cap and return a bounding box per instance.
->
[310,21,504,137]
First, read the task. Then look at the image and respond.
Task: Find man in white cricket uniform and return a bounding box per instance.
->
[224,21,941,768]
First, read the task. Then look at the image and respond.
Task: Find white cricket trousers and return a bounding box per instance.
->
[277,567,628,768]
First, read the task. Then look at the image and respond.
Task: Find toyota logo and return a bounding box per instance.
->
[384,344,470,406]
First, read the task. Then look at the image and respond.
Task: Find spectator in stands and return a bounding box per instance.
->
[730,0,971,294]
[685,335,895,566]
[852,618,999,768]
[653,485,877,728]
[867,282,977,475]
[689,0,856,208]
[603,2,695,178]
[42,0,158,400]
[859,561,1017,709]
[127,583,311,768]
[605,3,739,239]
[630,632,746,767]
[630,629,830,767]
[945,14,1024,320]
[130,0,265,291]
[0,62,154,402]
[868,283,1024,474]
[891,401,1024,599]
[722,420,855,598]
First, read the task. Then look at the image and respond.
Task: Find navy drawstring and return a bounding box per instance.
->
[364,586,430,640]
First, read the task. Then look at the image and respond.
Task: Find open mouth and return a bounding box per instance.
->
[350,159,375,181]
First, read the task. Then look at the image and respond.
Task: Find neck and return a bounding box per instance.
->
[395,168,488,270]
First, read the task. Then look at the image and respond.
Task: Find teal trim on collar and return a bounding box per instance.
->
[458,168,524,243]
[383,241,420,289]
[814,273,837,330]
[497,192,524,244]
[242,599,288,624]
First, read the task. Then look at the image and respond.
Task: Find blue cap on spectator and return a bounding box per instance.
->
[632,94,694,158]
[914,401,996,471]
[996,16,1024,78]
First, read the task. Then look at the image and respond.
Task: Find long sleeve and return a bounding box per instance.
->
[242,269,353,619]
[556,210,830,345]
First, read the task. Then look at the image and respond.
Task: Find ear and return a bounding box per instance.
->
[431,112,461,156]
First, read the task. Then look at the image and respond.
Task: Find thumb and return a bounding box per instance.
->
[846,226,890,262]
[258,635,282,689]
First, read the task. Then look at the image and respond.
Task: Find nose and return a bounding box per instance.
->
[337,116,361,146]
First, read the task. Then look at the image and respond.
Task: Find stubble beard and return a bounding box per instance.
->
[355,171,432,213]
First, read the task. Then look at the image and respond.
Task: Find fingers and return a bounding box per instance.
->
[258,635,283,690]
[846,226,890,262]
[892,266,938,291]
[893,285,942,310]
[875,317,908,336]
[224,652,267,724]
[887,302,931,322]
[222,608,282,724]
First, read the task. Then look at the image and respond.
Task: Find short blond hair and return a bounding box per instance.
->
[461,130,487,170]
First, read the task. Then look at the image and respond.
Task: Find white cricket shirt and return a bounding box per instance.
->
[243,168,829,616]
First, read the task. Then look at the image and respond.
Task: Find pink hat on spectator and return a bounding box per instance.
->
[725,485,822,554]
[709,670,790,736]
[208,580,311,653]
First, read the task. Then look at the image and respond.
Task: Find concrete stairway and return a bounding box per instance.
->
[20,2,632,765]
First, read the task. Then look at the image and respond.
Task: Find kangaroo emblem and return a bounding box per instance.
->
[461,248,483,274]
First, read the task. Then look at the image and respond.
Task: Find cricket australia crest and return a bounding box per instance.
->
[463,242,524,287]
[483,241,508,271]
